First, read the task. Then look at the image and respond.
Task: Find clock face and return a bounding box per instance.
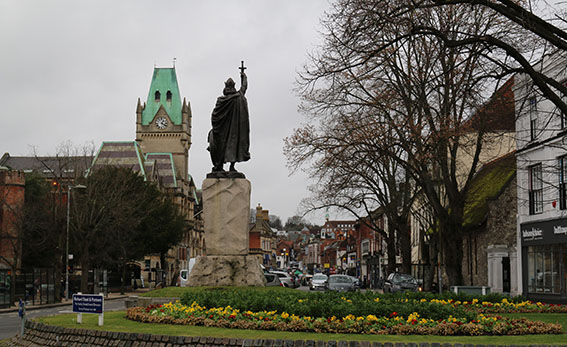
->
[156,117,168,129]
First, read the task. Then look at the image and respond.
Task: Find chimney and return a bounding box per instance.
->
[262,210,269,222]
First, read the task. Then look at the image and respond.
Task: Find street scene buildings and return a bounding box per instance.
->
[1,3,567,310]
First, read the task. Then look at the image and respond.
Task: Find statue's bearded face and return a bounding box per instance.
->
[223,78,236,95]
[225,78,235,88]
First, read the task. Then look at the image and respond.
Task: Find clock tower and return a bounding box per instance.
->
[135,67,192,185]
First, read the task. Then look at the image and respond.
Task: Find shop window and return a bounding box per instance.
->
[527,245,561,294]
[529,163,543,214]
[559,156,567,210]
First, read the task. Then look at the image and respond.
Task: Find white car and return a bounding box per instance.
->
[269,270,294,288]
[310,273,328,290]
[178,258,196,287]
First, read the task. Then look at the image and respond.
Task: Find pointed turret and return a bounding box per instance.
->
[182,97,188,113]
[136,98,143,113]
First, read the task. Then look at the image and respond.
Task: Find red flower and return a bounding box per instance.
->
[209,315,213,319]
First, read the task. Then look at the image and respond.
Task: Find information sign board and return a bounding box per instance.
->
[72,294,103,314]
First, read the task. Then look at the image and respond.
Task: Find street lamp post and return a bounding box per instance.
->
[65,184,86,300]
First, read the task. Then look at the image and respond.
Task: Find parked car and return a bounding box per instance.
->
[302,274,313,286]
[177,258,197,287]
[383,273,419,293]
[309,273,328,290]
[269,270,295,288]
[327,274,356,292]
[264,273,283,287]
[349,276,361,289]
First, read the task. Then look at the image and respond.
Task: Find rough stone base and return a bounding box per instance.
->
[187,255,266,287]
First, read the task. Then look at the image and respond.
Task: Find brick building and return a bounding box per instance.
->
[0,168,25,270]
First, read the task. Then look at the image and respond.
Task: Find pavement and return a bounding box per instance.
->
[0,287,152,314]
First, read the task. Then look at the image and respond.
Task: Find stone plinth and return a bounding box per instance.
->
[187,255,266,287]
[202,178,250,256]
[188,177,265,287]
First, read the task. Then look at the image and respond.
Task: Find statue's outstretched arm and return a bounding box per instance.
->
[240,72,248,95]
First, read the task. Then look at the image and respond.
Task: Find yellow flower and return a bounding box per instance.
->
[366,315,378,321]
[374,297,380,303]
[281,312,289,319]
[344,314,356,321]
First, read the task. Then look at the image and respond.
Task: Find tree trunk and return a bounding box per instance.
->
[54,234,65,302]
[120,262,127,295]
[443,230,464,286]
[160,253,167,287]
[10,269,16,307]
[386,229,396,275]
[398,222,412,274]
[425,233,438,292]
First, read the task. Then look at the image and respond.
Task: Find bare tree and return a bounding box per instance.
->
[285,111,418,273]
[289,0,522,285]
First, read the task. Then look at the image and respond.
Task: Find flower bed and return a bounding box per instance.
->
[178,288,567,318]
[126,301,563,336]
[427,297,567,313]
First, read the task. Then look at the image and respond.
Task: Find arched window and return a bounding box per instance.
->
[166,90,172,102]
[154,91,160,102]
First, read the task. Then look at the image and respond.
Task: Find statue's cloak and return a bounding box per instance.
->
[210,89,251,165]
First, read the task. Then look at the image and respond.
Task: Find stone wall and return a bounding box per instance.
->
[9,321,567,347]
[461,176,517,288]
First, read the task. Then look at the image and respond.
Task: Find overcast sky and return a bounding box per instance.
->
[0,1,341,224]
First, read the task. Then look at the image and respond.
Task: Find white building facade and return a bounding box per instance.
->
[515,52,567,303]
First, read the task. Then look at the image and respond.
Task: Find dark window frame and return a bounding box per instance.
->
[529,163,543,215]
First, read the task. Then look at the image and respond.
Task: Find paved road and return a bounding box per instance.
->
[0,298,127,340]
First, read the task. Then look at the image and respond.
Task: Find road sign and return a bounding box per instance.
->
[19,299,26,335]
[18,299,25,318]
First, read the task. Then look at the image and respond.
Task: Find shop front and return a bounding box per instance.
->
[521,218,567,304]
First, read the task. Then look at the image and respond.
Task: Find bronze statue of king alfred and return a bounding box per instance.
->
[207,61,250,178]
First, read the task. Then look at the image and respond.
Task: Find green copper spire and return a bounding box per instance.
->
[141,67,182,125]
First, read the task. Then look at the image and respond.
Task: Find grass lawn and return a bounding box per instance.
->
[37,311,567,344]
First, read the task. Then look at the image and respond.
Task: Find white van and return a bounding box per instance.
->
[178,258,196,287]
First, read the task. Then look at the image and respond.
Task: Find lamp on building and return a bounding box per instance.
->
[65,184,87,300]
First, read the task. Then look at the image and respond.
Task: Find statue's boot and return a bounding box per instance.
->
[212,164,225,172]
